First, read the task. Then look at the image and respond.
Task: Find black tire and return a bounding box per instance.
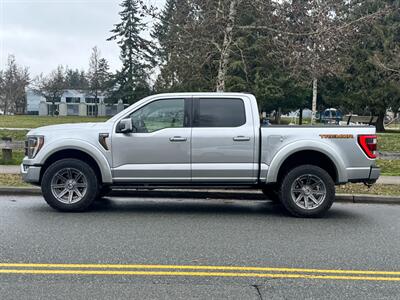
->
[41,158,99,212]
[261,187,280,203]
[279,165,335,218]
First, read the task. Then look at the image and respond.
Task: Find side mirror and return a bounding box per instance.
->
[118,119,133,133]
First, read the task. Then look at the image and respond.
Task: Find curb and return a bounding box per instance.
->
[0,186,41,195]
[1,186,400,205]
[379,152,400,160]
[335,194,400,204]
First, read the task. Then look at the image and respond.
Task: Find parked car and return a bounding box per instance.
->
[320,108,343,125]
[21,93,380,217]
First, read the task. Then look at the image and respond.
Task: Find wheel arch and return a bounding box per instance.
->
[266,141,347,184]
[38,141,112,184]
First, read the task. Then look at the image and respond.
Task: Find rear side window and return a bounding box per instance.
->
[194,98,246,127]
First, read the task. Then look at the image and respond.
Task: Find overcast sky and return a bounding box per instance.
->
[0,0,165,77]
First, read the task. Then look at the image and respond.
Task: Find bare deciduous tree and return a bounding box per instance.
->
[0,55,29,115]
[254,0,390,123]
[33,66,66,116]
[87,46,111,117]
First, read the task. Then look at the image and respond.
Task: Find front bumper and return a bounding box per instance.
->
[20,164,41,184]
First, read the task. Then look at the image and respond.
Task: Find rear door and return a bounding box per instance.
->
[191,97,256,183]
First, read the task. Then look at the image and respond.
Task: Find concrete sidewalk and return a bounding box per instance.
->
[0,165,20,174]
[0,127,32,131]
[1,165,399,185]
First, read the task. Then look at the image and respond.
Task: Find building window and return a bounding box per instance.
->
[105,105,117,116]
[85,97,100,104]
[47,104,59,115]
[66,97,81,104]
[87,105,98,116]
[67,104,79,116]
[47,97,61,103]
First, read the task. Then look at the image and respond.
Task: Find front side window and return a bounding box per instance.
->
[194,98,246,127]
[129,99,185,133]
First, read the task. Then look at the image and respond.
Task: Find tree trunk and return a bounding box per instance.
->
[376,111,386,132]
[299,108,303,125]
[95,91,99,118]
[311,78,318,124]
[216,0,238,92]
[274,107,282,124]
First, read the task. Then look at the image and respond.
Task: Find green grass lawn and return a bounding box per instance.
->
[0,150,25,165]
[0,115,109,129]
[377,133,400,152]
[0,129,29,141]
[337,183,400,196]
[376,160,400,176]
[0,174,30,187]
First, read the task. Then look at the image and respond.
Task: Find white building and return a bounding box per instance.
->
[26,89,127,117]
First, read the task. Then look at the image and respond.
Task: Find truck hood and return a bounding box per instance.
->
[28,122,109,136]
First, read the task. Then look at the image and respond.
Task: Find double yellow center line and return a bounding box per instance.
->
[0,263,400,282]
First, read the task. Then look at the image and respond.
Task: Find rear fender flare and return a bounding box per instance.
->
[266,140,347,184]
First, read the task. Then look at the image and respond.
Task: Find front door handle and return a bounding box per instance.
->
[169,136,187,142]
[233,136,251,142]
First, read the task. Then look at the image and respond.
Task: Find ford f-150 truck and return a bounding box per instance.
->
[21,93,380,217]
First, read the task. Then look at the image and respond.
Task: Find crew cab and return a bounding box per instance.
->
[21,93,380,217]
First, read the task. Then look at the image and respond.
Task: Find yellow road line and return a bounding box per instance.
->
[0,269,400,281]
[0,263,399,276]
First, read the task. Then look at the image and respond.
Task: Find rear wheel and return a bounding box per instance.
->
[279,165,335,218]
[41,159,99,212]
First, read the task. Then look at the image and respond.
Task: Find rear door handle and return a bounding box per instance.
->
[169,136,187,142]
[233,136,251,142]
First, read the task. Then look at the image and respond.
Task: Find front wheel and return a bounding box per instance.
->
[41,159,99,212]
[280,165,335,218]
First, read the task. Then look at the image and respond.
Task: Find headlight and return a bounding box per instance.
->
[25,136,44,159]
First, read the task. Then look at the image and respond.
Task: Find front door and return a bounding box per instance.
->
[191,97,256,183]
[112,98,191,183]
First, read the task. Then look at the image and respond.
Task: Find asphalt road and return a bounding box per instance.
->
[1,192,400,299]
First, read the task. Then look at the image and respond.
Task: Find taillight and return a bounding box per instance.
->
[358,135,377,159]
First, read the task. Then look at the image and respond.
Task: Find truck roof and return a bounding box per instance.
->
[152,92,255,98]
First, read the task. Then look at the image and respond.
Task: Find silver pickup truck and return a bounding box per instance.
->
[21,93,380,217]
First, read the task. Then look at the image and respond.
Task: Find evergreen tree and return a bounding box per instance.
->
[108,0,154,104]
[152,0,212,92]
[322,0,400,131]
[65,68,88,90]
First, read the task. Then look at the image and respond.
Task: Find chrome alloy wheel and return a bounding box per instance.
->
[50,168,88,204]
[290,174,326,210]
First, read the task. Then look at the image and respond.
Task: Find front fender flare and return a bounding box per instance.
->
[36,139,113,184]
[265,140,347,184]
